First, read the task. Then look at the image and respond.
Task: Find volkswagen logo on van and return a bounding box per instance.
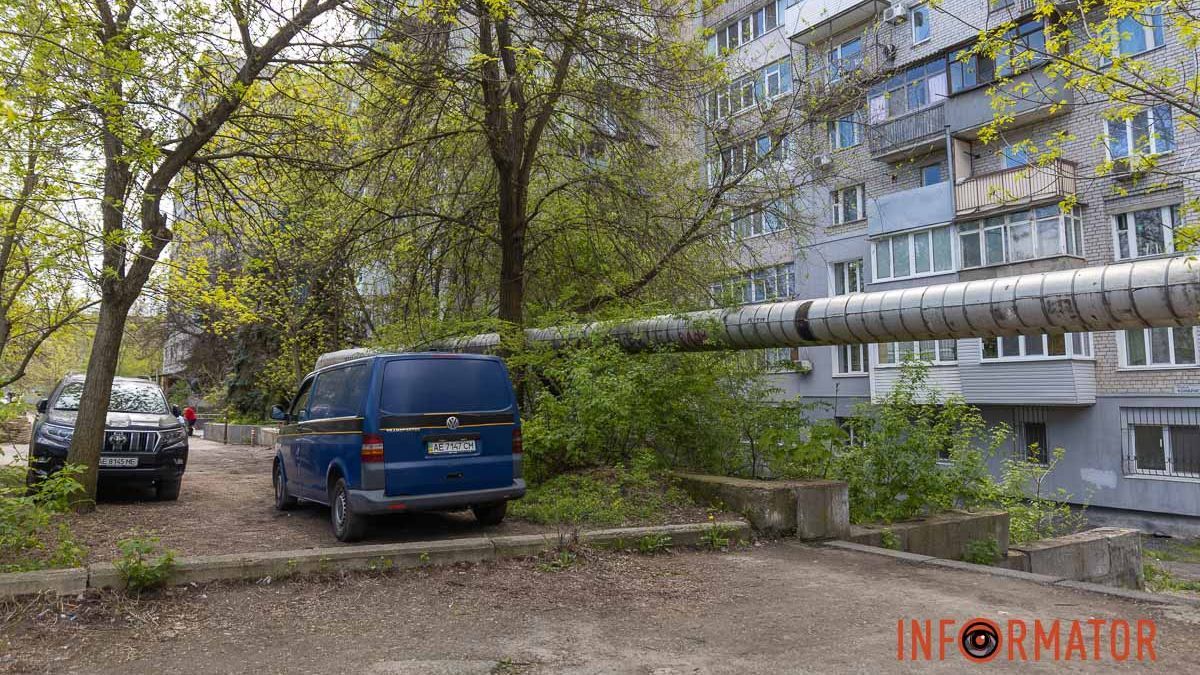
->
[446,416,460,430]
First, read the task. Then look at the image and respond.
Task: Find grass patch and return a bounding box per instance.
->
[509,465,692,527]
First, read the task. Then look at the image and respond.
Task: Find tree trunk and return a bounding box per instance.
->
[497,179,526,326]
[65,294,133,510]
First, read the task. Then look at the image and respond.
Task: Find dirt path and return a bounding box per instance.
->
[4,542,1200,673]
[68,438,549,562]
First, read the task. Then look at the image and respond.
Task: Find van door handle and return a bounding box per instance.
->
[446,472,463,480]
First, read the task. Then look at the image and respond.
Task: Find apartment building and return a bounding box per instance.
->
[701,0,1200,523]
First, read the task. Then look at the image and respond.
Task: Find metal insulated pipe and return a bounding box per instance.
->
[316,257,1200,368]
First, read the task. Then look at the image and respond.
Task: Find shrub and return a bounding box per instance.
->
[963,538,1001,564]
[508,453,690,526]
[0,462,87,572]
[835,361,1006,524]
[993,446,1087,544]
[115,537,177,594]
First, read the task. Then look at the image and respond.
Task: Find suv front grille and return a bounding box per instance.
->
[103,430,159,453]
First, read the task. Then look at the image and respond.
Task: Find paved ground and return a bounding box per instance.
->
[3,542,1200,674]
[64,438,551,562]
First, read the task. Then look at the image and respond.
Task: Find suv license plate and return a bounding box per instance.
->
[99,456,138,467]
[427,440,476,456]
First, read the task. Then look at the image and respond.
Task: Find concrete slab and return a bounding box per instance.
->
[673,472,848,538]
[1054,579,1199,606]
[922,558,1066,584]
[0,567,87,597]
[823,540,935,563]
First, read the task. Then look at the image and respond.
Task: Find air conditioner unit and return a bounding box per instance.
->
[883,3,907,24]
[815,153,834,169]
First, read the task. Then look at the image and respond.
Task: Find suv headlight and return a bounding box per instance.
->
[37,423,74,446]
[160,428,187,448]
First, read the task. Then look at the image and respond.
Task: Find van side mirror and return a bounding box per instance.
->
[171,405,182,418]
[36,398,47,414]
[270,405,288,422]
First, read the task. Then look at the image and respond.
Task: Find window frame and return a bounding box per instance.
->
[1113,6,1166,57]
[831,185,864,225]
[828,111,861,150]
[1112,204,1179,260]
[712,263,795,305]
[707,1,785,54]
[958,206,1083,269]
[1119,326,1200,369]
[827,37,863,82]
[875,339,959,368]
[871,224,955,281]
[1127,424,1200,478]
[910,3,931,45]
[1105,105,1175,160]
[980,333,1094,362]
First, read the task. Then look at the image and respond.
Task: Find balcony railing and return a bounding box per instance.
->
[954,159,1077,217]
[868,103,945,158]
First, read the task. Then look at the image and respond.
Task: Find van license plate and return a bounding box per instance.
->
[99,457,138,467]
[427,440,476,455]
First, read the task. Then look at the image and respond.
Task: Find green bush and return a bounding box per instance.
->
[963,538,1000,564]
[509,452,691,526]
[115,537,177,594]
[835,361,1005,524]
[993,446,1087,544]
[0,462,87,572]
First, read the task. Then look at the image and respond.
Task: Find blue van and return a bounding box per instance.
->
[269,353,525,542]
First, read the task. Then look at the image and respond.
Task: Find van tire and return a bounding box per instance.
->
[330,478,367,542]
[274,462,297,511]
[156,479,182,501]
[472,501,507,526]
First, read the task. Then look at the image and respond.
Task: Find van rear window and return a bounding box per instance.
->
[380,358,513,414]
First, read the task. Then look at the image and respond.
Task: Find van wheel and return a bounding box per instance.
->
[156,479,182,501]
[330,478,367,542]
[274,462,297,511]
[472,501,507,526]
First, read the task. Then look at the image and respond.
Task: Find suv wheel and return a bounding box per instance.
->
[330,478,367,542]
[156,479,182,501]
[274,462,297,511]
[472,501,507,526]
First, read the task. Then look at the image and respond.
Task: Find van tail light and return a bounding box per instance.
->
[512,427,523,455]
[361,433,385,463]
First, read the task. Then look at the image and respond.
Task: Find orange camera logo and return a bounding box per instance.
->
[897,617,1157,662]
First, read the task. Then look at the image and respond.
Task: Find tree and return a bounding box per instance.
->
[1,0,352,504]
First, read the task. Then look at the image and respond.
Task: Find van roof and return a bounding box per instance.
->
[310,350,501,377]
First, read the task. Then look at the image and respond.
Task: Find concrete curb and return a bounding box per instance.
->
[0,520,750,599]
[824,540,1200,607]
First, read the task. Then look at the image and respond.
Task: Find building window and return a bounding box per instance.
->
[827,37,862,81]
[729,204,783,239]
[831,259,864,295]
[711,263,795,304]
[957,206,1083,268]
[989,0,1014,9]
[1023,422,1048,464]
[836,344,868,375]
[948,21,1045,95]
[876,340,958,366]
[1002,144,1031,168]
[911,4,931,44]
[832,185,864,225]
[706,133,784,185]
[981,333,1092,360]
[1115,7,1165,56]
[1113,205,1179,260]
[873,225,954,280]
[828,112,860,149]
[867,60,947,123]
[707,1,785,54]
[921,163,943,186]
[1121,326,1198,368]
[1106,105,1175,159]
[1129,424,1200,477]
[704,58,793,122]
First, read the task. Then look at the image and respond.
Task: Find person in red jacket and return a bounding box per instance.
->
[183,405,197,436]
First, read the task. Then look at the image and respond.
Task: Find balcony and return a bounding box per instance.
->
[868,103,945,160]
[866,181,954,237]
[788,0,888,45]
[954,159,1077,217]
[945,66,1074,138]
[801,41,897,115]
